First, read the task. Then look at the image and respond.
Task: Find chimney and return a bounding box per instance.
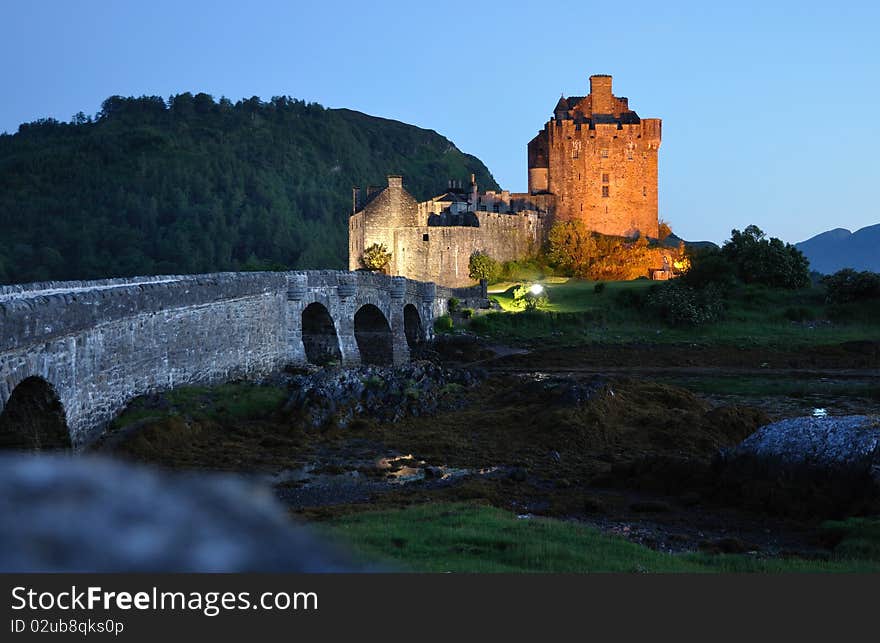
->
[352,186,361,214]
[387,175,402,189]
[590,74,613,114]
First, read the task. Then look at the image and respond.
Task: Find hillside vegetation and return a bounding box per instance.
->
[0,94,498,284]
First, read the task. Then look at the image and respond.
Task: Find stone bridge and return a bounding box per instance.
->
[0,270,479,449]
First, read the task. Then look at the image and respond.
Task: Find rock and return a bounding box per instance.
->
[0,454,369,572]
[721,415,880,477]
[716,415,880,518]
[282,361,480,429]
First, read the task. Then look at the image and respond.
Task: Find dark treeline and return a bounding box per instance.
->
[0,93,499,284]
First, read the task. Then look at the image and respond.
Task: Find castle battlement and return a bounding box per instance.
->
[349,73,661,287]
[530,74,661,237]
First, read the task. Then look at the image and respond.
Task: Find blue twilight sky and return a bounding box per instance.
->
[1,0,878,245]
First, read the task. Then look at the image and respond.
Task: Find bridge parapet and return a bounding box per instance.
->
[0,273,286,353]
[0,270,447,448]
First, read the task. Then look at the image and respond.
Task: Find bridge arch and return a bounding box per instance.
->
[0,376,71,451]
[354,304,393,366]
[403,303,424,348]
[301,302,342,365]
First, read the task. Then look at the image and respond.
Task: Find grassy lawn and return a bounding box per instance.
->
[471,278,880,348]
[489,277,652,313]
[326,503,880,573]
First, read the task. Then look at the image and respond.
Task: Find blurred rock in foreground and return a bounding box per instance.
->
[0,454,368,572]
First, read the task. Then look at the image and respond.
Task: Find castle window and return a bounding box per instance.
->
[571,141,580,159]
[423,233,429,241]
[600,149,609,158]
[643,187,647,197]
[627,150,634,160]
[602,173,609,183]
[602,186,610,198]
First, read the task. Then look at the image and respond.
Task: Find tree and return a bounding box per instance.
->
[721,225,810,289]
[547,220,599,277]
[362,243,392,271]
[468,251,499,282]
[821,269,880,304]
[679,247,737,292]
[0,92,499,284]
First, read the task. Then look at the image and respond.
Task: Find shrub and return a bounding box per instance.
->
[498,258,553,282]
[821,269,880,304]
[614,287,646,310]
[547,220,676,281]
[447,297,460,312]
[511,285,549,311]
[461,308,474,319]
[645,282,724,327]
[468,251,499,283]
[679,248,738,293]
[362,243,392,271]
[593,282,606,295]
[468,314,490,332]
[434,315,453,332]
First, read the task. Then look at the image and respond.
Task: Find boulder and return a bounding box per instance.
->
[722,415,880,477]
[0,454,368,572]
[716,415,880,518]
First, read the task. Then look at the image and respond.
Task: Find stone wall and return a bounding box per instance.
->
[391,211,546,288]
[1,270,442,448]
[543,118,660,238]
[0,273,288,447]
[528,74,661,239]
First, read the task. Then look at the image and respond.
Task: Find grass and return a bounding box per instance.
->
[475,279,880,348]
[112,382,287,430]
[489,278,652,313]
[326,503,880,573]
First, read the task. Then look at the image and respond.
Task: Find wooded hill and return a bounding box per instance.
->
[0,94,499,284]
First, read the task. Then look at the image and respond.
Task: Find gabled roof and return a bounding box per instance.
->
[433,191,469,203]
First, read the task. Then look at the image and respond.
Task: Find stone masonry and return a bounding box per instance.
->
[529,74,661,237]
[349,73,661,287]
[0,271,475,448]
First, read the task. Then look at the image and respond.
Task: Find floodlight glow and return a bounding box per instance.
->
[529,284,544,295]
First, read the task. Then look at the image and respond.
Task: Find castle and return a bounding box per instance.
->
[349,74,662,287]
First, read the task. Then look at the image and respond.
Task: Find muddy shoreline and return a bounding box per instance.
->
[98,339,880,560]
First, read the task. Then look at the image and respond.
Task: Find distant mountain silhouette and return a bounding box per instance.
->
[795,224,880,274]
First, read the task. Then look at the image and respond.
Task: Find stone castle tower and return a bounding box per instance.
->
[527,74,661,237]
[349,73,663,287]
